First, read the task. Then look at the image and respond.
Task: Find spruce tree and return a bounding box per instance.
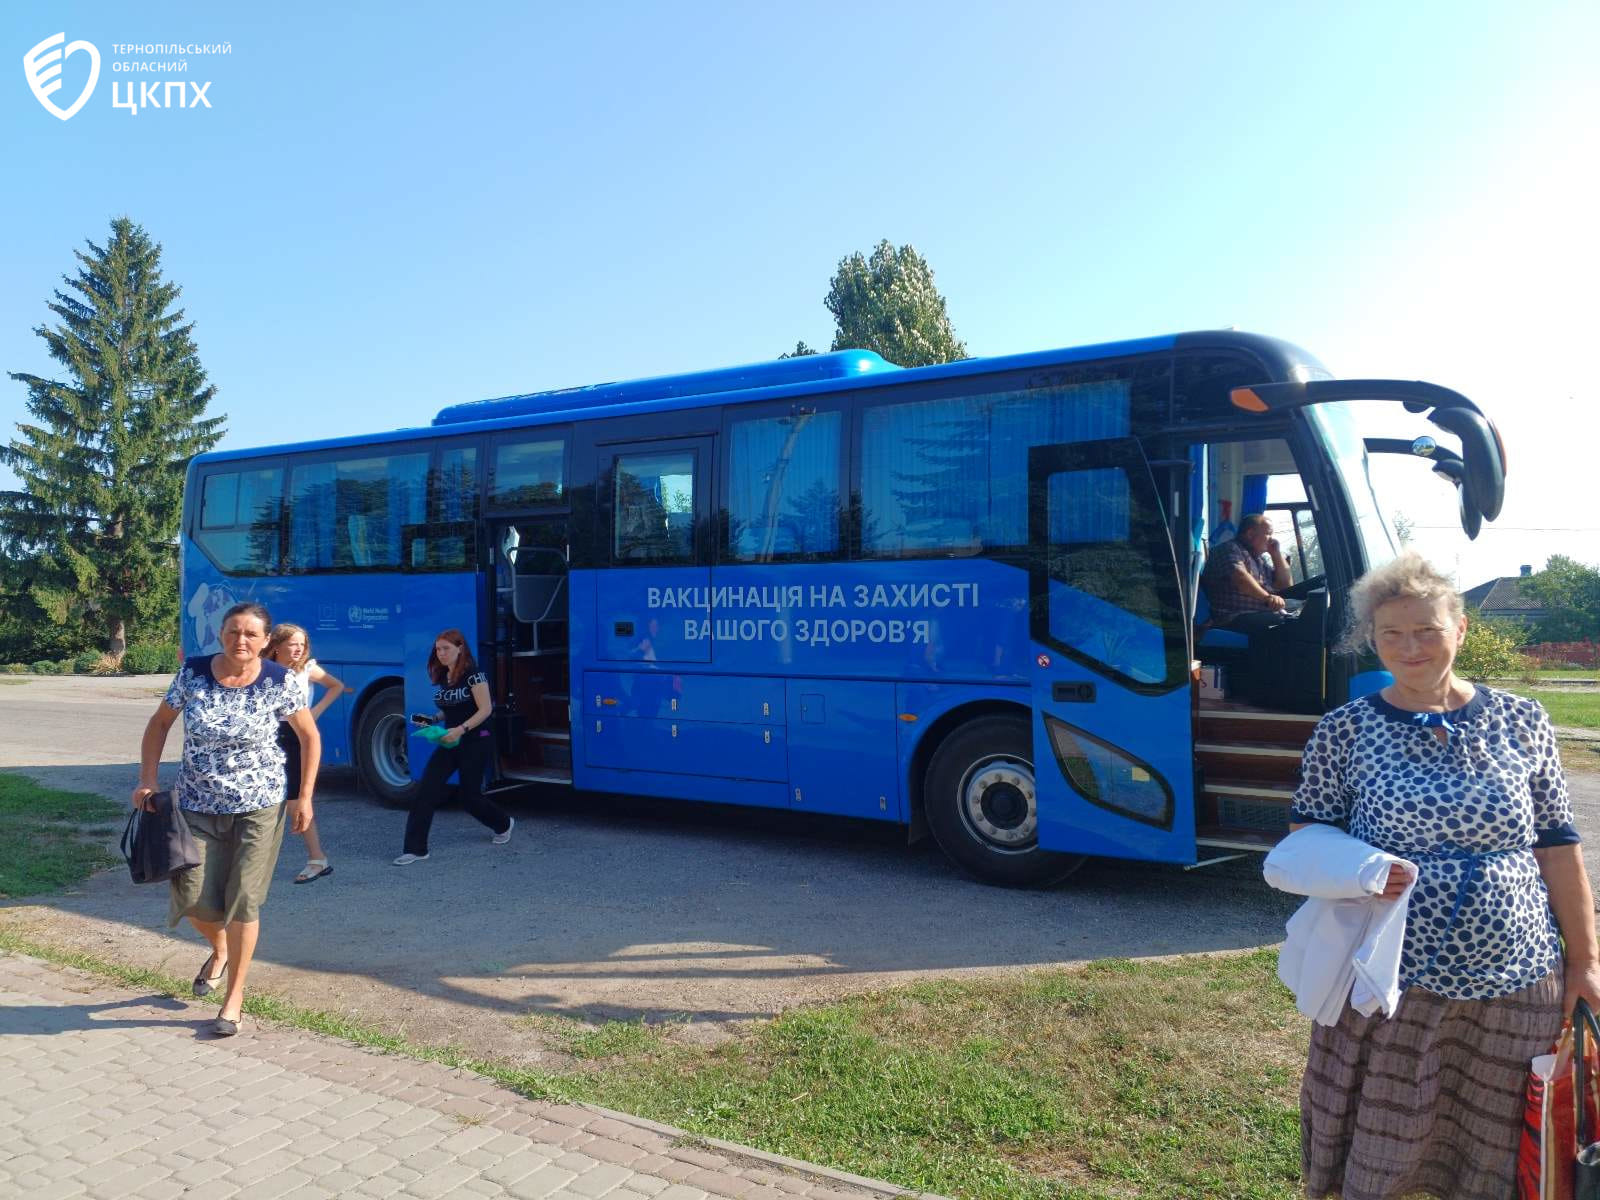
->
[2,217,224,661]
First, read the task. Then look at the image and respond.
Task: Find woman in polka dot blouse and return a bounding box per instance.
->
[1292,551,1600,1200]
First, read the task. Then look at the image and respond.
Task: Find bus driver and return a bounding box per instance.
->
[1202,512,1294,633]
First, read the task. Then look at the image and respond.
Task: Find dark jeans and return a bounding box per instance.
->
[402,730,509,856]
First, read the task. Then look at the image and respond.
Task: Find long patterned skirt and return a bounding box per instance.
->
[1301,971,1563,1200]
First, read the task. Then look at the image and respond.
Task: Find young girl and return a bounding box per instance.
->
[264,623,348,883]
[395,628,513,864]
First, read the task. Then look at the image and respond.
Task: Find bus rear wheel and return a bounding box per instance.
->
[924,715,1085,888]
[356,685,417,810]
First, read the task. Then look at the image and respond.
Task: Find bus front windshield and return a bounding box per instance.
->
[1304,401,1399,573]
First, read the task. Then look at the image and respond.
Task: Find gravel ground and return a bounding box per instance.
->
[2,674,1595,1063]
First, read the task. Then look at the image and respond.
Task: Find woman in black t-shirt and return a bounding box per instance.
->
[395,628,514,864]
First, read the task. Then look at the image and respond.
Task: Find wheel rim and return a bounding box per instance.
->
[957,754,1037,852]
[370,711,411,791]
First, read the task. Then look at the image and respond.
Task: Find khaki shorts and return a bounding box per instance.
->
[168,804,288,927]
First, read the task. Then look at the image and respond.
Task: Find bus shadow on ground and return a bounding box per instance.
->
[3,761,1299,1038]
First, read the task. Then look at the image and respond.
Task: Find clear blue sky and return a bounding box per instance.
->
[3,0,1595,588]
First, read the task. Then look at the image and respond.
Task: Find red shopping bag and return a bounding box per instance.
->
[1520,1000,1600,1200]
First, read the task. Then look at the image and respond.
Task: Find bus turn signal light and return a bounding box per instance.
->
[1230,387,1269,413]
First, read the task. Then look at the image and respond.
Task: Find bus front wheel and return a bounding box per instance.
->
[924,715,1085,888]
[356,686,418,810]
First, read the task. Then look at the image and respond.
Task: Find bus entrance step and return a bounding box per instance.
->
[1197,705,1320,747]
[499,766,573,785]
[1195,827,1284,852]
[1194,740,1304,784]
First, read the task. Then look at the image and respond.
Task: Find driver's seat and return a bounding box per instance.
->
[1195,590,1249,651]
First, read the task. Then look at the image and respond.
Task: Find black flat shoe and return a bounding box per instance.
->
[210,1016,239,1037]
[192,953,227,998]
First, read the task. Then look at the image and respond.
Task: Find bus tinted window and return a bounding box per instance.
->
[414,445,478,570]
[200,474,238,529]
[613,451,695,563]
[1041,458,1183,688]
[860,380,1130,557]
[727,410,841,561]
[492,438,565,507]
[288,452,429,571]
[195,467,282,574]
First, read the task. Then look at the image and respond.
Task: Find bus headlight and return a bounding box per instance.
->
[1043,715,1174,830]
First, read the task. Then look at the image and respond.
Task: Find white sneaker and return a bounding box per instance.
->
[393,853,429,865]
[491,817,515,846]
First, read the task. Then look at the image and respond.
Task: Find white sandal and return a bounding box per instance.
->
[293,858,332,883]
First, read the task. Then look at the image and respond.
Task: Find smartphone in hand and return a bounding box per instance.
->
[410,713,435,727]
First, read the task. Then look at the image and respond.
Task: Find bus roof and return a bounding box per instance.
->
[192,330,1322,466]
[431,350,898,425]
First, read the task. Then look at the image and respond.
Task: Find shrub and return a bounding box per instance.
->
[2,663,27,674]
[1457,615,1530,680]
[72,651,102,674]
[121,642,180,675]
[30,659,63,675]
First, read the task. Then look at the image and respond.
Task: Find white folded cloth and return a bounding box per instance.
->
[1263,823,1417,1026]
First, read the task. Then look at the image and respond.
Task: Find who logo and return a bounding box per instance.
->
[22,33,101,121]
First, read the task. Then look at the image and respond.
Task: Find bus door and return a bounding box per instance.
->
[1026,439,1196,864]
[489,517,572,779]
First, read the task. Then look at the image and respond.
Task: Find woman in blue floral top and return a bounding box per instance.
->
[1291,553,1600,1200]
[132,602,321,1037]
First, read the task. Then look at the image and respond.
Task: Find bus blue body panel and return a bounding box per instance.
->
[180,546,414,769]
[1028,660,1196,863]
[568,558,1188,844]
[179,541,482,780]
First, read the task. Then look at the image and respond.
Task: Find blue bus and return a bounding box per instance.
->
[180,331,1505,886]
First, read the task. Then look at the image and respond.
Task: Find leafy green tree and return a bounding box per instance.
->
[1,217,224,661]
[1455,613,1530,681]
[779,341,818,359]
[825,240,967,366]
[1527,555,1600,642]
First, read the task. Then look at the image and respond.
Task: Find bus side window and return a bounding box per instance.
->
[859,378,1132,559]
[726,410,841,562]
[194,466,282,574]
[613,452,695,563]
[288,452,428,571]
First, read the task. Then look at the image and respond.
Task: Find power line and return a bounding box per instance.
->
[1409,526,1600,533]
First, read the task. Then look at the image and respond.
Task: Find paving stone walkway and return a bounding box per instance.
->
[0,952,934,1200]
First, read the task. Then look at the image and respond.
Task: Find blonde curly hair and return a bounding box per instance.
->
[1340,551,1464,654]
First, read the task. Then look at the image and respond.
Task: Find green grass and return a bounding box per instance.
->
[0,773,125,897]
[1526,688,1600,730]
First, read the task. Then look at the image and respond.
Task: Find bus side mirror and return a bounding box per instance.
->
[1427,406,1503,522]
[1459,474,1483,540]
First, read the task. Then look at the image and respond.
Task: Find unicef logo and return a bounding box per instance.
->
[23,33,101,121]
